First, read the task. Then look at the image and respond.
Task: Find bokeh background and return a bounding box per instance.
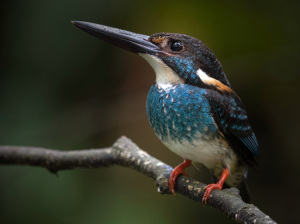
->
[1,0,299,223]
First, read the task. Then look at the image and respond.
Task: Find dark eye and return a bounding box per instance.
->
[170,41,183,51]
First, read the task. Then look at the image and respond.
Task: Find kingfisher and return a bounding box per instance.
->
[72,21,259,204]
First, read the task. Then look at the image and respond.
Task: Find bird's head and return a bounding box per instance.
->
[72,21,231,92]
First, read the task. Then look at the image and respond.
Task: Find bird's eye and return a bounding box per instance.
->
[170,41,183,51]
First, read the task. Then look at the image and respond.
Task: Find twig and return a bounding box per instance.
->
[0,136,276,224]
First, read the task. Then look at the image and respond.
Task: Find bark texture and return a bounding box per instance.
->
[0,136,276,224]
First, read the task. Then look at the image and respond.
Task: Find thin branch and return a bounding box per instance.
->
[0,136,276,224]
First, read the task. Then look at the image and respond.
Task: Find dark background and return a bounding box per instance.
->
[1,1,299,223]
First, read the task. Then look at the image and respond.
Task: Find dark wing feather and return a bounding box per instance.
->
[206,89,260,171]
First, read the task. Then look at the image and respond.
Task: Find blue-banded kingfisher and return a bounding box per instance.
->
[72,21,259,204]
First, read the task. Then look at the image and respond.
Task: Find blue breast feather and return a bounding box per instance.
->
[146,84,221,145]
[147,83,259,170]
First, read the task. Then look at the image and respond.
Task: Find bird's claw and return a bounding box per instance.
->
[169,169,188,196]
[168,160,191,196]
[202,183,222,205]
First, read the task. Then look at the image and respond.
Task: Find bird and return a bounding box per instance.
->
[72,21,259,204]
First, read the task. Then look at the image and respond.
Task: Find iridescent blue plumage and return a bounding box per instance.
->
[147,84,218,144]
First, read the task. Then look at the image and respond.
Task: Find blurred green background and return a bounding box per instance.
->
[1,0,299,223]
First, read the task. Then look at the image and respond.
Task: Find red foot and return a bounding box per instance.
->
[202,183,223,204]
[169,159,192,196]
[202,168,230,205]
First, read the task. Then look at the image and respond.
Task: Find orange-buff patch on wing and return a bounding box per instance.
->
[206,78,232,93]
[197,69,232,94]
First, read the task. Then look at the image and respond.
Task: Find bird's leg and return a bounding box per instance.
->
[169,159,192,196]
[202,168,230,205]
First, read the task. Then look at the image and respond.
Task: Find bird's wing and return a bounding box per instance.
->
[206,89,259,171]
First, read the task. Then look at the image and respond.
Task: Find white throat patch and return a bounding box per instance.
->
[139,53,184,89]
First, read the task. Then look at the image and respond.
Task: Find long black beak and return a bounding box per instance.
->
[72,21,163,54]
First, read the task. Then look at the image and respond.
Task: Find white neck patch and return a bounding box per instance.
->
[139,53,184,89]
[196,68,211,83]
[196,68,232,93]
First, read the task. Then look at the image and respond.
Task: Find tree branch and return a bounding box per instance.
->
[0,136,276,224]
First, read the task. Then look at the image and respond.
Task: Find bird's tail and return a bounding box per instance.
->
[211,175,251,203]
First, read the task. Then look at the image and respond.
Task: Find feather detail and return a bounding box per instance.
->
[206,88,260,171]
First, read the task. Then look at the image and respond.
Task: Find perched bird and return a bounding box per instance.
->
[72,21,259,204]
